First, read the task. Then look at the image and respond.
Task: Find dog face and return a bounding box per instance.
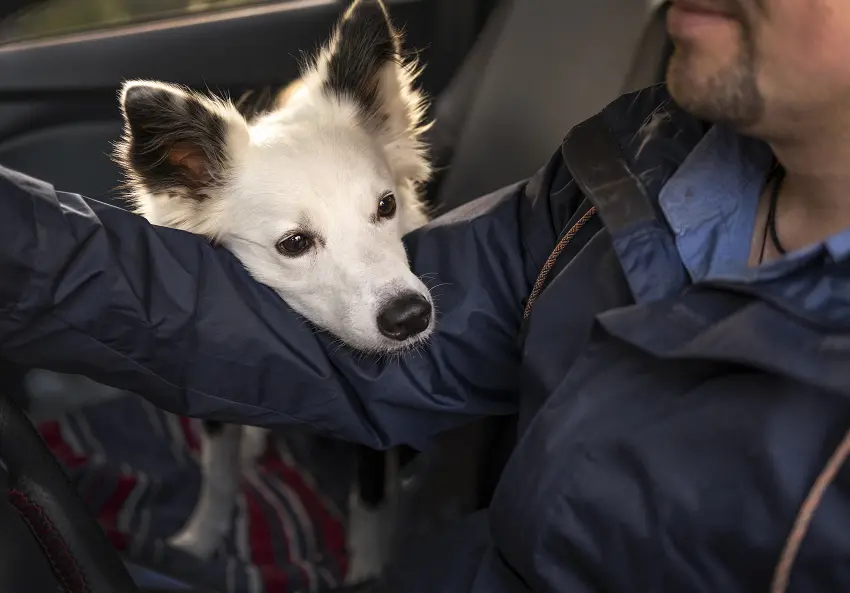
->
[116,0,434,354]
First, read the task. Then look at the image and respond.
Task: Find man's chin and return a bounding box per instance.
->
[667,68,759,128]
[666,58,711,114]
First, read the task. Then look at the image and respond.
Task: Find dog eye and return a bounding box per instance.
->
[276,233,313,256]
[376,192,397,219]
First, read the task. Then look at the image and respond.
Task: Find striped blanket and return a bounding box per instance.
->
[37,393,352,593]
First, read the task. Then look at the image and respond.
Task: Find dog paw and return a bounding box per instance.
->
[167,528,221,559]
[345,557,384,586]
[241,426,269,465]
[344,500,389,585]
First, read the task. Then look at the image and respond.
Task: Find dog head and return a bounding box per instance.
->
[116,0,434,354]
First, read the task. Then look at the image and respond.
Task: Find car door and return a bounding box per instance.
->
[0,0,491,205]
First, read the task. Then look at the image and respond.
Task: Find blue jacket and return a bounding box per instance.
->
[1,84,848,592]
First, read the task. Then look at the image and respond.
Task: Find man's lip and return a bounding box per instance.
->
[667,0,740,38]
[670,0,736,18]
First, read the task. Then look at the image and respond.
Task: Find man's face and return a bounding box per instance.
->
[666,0,850,137]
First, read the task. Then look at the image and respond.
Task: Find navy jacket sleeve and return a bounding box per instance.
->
[0,154,571,449]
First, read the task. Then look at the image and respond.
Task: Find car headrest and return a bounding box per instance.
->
[432,0,666,213]
[621,1,672,94]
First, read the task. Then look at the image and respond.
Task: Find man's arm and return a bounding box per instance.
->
[0,153,573,449]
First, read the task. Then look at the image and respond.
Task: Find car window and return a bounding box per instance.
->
[0,0,291,45]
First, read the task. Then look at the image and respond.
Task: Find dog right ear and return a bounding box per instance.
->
[303,0,431,186]
[116,80,248,203]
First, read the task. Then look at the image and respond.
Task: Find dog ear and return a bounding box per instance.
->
[321,2,427,132]
[314,0,431,182]
[116,80,248,202]
[322,0,401,118]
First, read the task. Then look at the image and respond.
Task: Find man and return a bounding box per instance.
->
[0,0,848,591]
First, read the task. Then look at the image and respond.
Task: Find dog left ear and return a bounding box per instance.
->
[317,0,430,176]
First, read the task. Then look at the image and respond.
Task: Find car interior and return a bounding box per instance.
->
[0,0,673,592]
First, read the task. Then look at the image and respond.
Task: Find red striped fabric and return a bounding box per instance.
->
[36,396,349,593]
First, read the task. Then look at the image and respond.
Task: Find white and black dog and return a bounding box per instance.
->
[114,0,433,582]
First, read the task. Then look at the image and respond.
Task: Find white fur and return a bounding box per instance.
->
[117,0,433,584]
[169,424,243,558]
[123,81,431,352]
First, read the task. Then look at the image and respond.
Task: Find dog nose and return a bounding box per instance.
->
[377,293,432,341]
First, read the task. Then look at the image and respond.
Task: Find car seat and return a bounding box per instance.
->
[427,0,669,213]
[0,389,377,593]
[389,0,676,560]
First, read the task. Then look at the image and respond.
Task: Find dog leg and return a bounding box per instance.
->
[169,421,242,559]
[345,491,387,584]
[241,425,270,466]
[345,448,399,584]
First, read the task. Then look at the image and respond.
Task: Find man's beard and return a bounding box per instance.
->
[666,19,765,128]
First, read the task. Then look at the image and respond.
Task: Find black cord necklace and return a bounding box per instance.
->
[759,162,787,264]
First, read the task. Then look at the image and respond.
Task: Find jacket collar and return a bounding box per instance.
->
[561,85,850,331]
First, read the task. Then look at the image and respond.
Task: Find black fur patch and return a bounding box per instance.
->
[235,86,282,122]
[120,83,230,200]
[323,0,400,120]
[202,420,225,436]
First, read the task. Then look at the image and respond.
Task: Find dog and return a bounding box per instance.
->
[113,0,433,583]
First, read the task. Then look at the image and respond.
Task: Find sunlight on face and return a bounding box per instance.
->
[666,0,850,137]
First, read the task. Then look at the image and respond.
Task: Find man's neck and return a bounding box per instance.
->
[766,134,850,251]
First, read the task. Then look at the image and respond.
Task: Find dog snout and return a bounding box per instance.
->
[376,293,432,341]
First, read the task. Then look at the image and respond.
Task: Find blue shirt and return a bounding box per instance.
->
[658,125,850,284]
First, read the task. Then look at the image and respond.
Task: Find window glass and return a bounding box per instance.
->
[0,0,288,44]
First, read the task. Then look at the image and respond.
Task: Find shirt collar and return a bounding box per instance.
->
[659,124,850,284]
